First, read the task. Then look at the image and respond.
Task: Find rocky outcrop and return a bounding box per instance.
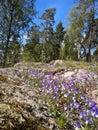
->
[0,69,59,130]
[0,61,98,130]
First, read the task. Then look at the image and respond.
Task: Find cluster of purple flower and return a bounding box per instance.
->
[16,68,98,129]
[38,72,98,129]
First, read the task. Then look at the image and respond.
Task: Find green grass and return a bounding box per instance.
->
[65,60,98,70]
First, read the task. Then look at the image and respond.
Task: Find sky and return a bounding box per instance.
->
[23,0,76,44]
[34,0,75,29]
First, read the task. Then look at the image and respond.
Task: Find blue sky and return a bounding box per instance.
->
[34,0,75,29]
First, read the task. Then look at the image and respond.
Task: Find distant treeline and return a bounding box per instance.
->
[0,0,98,67]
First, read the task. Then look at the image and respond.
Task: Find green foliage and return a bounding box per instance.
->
[54,22,65,59]
[67,0,98,62]
[39,8,57,62]
[22,43,41,62]
[27,24,40,45]
[61,32,78,60]
[51,109,67,128]
[63,34,71,60]
[7,40,22,66]
[0,0,36,67]
[40,8,56,43]
[0,0,97,65]
[40,49,46,63]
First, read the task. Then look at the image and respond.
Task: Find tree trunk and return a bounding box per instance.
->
[3,37,10,67]
[3,11,13,67]
[86,43,91,62]
[86,53,91,62]
[77,44,81,61]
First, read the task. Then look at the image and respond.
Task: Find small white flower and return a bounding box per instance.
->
[8,77,11,80]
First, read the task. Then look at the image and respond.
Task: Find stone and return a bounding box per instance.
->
[50,60,65,66]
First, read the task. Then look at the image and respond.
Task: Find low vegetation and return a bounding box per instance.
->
[8,62,98,130]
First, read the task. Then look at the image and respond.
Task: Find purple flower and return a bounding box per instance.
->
[64,105,67,110]
[68,89,71,93]
[61,83,66,90]
[80,112,83,119]
[95,111,98,118]
[84,117,90,124]
[70,101,74,110]
[86,109,91,114]
[74,89,80,95]
[72,78,77,82]
[54,85,59,92]
[91,109,96,117]
[91,107,98,118]
[70,88,74,91]
[81,95,85,99]
[80,111,87,118]
[85,97,89,103]
[47,87,53,93]
[75,102,80,108]
[52,93,58,99]
[64,93,68,98]
[40,83,45,88]
[73,122,80,128]
[15,69,19,73]
[89,100,97,107]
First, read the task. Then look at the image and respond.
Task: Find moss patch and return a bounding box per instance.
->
[0,75,8,82]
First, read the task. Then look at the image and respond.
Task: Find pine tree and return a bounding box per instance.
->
[40,8,56,62]
[54,22,65,59]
